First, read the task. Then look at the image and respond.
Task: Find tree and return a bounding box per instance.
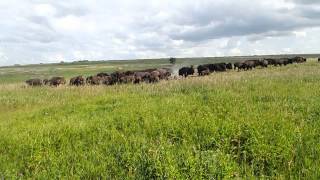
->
[169,57,176,64]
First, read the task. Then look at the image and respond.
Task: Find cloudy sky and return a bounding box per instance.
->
[0,0,319,66]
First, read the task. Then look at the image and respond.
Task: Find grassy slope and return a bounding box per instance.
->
[0,62,320,178]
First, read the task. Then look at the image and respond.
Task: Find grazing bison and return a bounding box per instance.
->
[26,79,42,86]
[49,77,66,86]
[179,66,195,77]
[86,75,101,85]
[70,76,85,86]
[318,57,320,62]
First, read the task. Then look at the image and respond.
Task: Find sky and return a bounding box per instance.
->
[0,0,319,66]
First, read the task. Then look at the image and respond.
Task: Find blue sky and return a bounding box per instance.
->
[0,0,319,66]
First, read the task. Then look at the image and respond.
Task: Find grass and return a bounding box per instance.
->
[0,60,320,178]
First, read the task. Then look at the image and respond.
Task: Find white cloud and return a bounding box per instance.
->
[0,0,320,66]
[293,31,307,37]
[33,3,56,17]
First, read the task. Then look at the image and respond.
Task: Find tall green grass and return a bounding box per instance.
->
[0,62,320,178]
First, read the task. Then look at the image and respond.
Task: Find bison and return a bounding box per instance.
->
[291,56,306,63]
[101,75,113,85]
[43,79,50,85]
[179,66,195,77]
[96,72,109,78]
[266,57,301,66]
[119,75,135,84]
[234,61,253,71]
[212,63,227,72]
[157,68,171,80]
[198,63,228,73]
[86,75,101,85]
[150,70,161,83]
[197,65,210,76]
[200,68,210,76]
[226,63,233,70]
[70,76,85,86]
[110,71,126,84]
[134,71,151,84]
[26,79,43,86]
[258,59,268,68]
[49,77,66,86]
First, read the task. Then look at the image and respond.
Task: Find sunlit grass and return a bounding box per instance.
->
[0,62,320,178]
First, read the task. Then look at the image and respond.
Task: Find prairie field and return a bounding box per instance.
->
[0,58,320,178]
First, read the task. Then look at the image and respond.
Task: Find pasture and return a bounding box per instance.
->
[0,57,320,178]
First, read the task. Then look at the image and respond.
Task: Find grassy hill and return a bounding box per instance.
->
[0,58,320,178]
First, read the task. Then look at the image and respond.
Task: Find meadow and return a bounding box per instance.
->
[0,57,320,178]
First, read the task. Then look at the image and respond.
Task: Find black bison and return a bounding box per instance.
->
[226,63,233,70]
[233,61,246,71]
[266,58,288,66]
[49,77,66,86]
[26,79,43,86]
[197,65,210,76]
[70,76,85,86]
[198,63,229,73]
[318,57,320,62]
[179,66,195,77]
[200,68,210,76]
[212,63,227,72]
[266,57,305,66]
[234,60,268,71]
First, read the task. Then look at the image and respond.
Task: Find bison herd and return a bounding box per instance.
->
[25,68,171,87]
[180,56,307,77]
[25,56,308,87]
